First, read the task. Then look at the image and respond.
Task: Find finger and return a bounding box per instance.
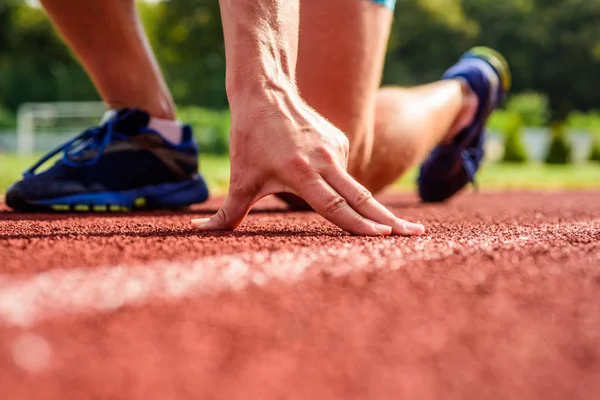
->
[323,166,425,236]
[191,187,255,231]
[297,176,393,236]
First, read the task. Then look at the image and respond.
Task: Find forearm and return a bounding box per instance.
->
[218,0,300,106]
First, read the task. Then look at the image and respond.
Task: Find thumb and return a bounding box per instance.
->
[192,188,254,231]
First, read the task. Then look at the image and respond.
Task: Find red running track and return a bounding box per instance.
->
[0,191,599,399]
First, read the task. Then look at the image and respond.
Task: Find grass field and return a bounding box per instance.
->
[1,153,599,195]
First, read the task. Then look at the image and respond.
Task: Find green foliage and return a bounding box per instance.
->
[505,93,549,127]
[545,123,572,165]
[489,92,550,134]
[0,1,97,110]
[177,106,230,155]
[3,0,600,120]
[463,0,600,121]
[384,0,478,85]
[487,109,515,133]
[501,114,528,163]
[0,105,15,129]
[152,0,228,109]
[589,137,600,163]
[565,110,600,133]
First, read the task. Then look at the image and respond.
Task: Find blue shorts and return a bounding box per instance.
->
[370,0,396,10]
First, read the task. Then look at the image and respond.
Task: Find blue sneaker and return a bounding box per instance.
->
[418,47,511,203]
[6,108,209,212]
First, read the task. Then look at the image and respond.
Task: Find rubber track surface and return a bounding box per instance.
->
[1,191,599,399]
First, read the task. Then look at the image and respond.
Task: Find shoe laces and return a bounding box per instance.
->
[461,146,484,191]
[23,115,130,178]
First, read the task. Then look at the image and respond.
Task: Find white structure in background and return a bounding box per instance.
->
[8,101,594,162]
[16,102,106,155]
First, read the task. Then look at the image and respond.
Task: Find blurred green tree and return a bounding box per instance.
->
[505,93,550,127]
[0,0,97,111]
[589,137,600,162]
[384,0,478,85]
[2,0,600,122]
[151,0,227,109]
[545,123,573,164]
[463,0,600,120]
[501,114,529,163]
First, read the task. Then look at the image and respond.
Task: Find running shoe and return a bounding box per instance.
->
[417,46,511,202]
[6,108,209,212]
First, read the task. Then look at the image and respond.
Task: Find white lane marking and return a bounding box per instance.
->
[0,247,358,328]
[0,220,597,328]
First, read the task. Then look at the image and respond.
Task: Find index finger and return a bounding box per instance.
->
[296,175,393,236]
[323,166,425,236]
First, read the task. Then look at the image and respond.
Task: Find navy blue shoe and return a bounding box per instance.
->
[6,108,209,212]
[418,47,511,203]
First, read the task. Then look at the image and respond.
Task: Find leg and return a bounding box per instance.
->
[40,0,175,119]
[365,81,477,193]
[6,0,210,212]
[296,0,475,194]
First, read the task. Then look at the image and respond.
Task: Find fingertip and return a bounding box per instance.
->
[412,224,426,236]
[191,217,211,230]
[374,223,393,236]
[400,222,425,236]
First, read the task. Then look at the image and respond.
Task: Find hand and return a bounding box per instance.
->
[192,90,425,236]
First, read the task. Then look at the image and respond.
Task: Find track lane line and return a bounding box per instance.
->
[0,220,597,328]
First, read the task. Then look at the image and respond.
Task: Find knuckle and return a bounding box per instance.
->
[285,156,315,184]
[314,146,335,164]
[352,215,367,231]
[215,207,229,224]
[284,155,310,172]
[354,188,373,207]
[324,195,348,215]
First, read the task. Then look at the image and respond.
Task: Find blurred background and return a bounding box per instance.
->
[0,0,599,194]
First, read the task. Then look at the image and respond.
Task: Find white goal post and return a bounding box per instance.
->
[16,102,107,155]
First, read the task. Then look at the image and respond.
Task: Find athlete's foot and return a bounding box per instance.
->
[6,109,209,212]
[418,46,511,203]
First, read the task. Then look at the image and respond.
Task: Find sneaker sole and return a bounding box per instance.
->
[467,46,512,93]
[9,175,209,212]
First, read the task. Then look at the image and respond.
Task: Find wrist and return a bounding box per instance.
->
[227,70,298,114]
[225,62,298,102]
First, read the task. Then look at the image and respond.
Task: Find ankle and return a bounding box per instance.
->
[148,116,183,144]
[445,79,479,140]
[101,108,183,144]
[106,97,176,121]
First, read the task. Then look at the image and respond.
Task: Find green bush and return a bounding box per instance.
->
[488,92,549,137]
[487,109,515,134]
[501,114,528,163]
[589,137,600,163]
[565,110,600,132]
[545,123,572,164]
[177,106,230,155]
[505,92,550,128]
